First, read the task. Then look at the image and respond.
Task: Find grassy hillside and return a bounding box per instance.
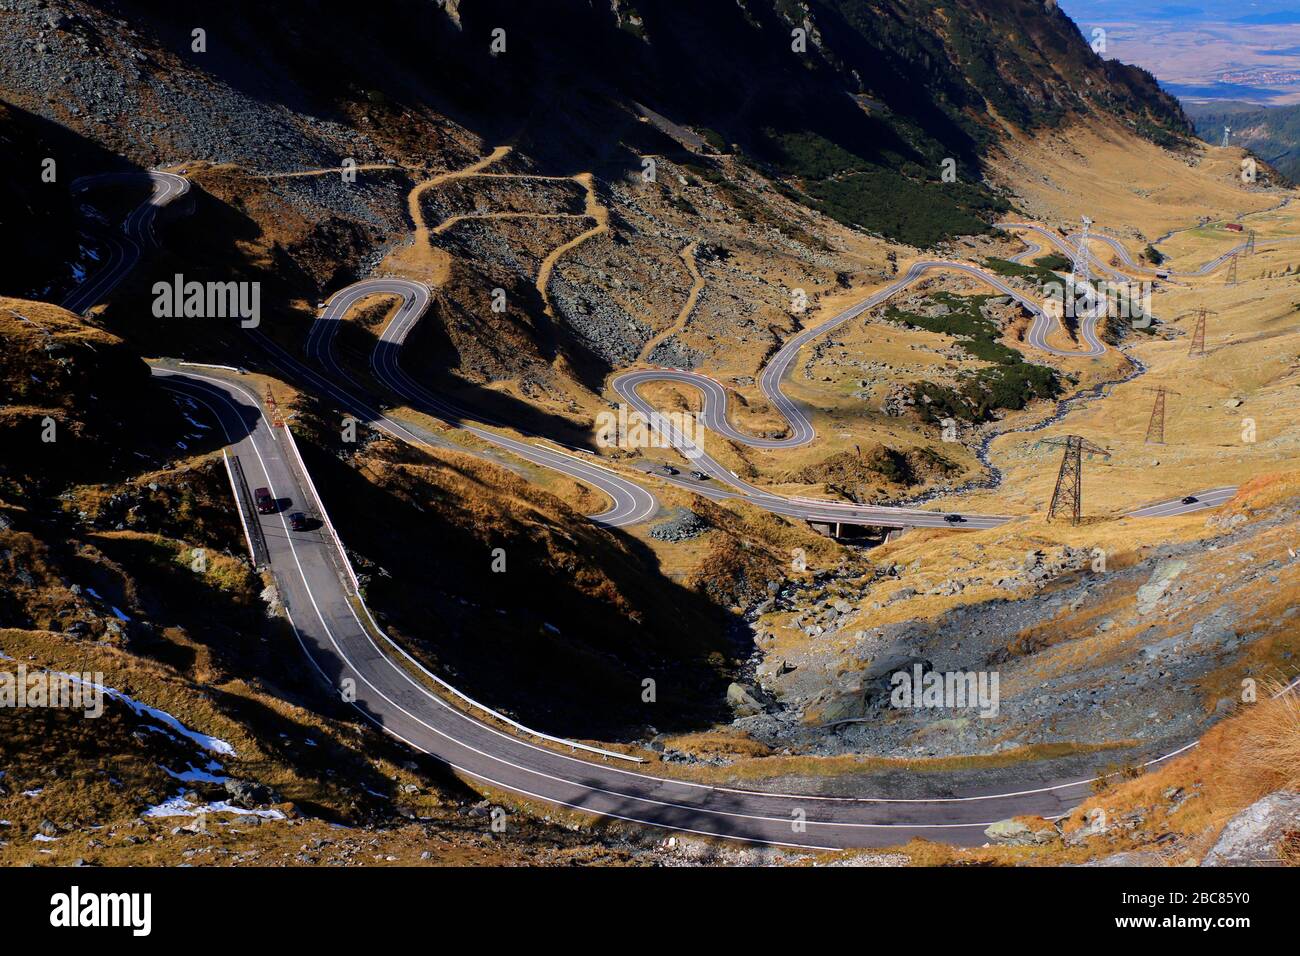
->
[0,300,190,500]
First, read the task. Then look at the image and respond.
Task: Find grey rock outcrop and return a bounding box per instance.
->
[1201,791,1300,866]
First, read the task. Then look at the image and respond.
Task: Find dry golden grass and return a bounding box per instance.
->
[991,117,1282,235]
[1235,683,1300,795]
[0,297,119,344]
[657,728,776,760]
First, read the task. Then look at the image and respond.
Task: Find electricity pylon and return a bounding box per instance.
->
[1180,308,1216,357]
[1071,215,1093,285]
[1143,387,1181,444]
[1040,435,1111,526]
[1245,229,1256,256]
[1226,253,1239,285]
[1223,126,1231,148]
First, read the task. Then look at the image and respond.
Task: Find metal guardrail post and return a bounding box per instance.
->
[222,450,270,569]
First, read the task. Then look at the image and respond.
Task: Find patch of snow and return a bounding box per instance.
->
[180,411,211,432]
[143,792,284,820]
[59,672,235,756]
[22,789,43,797]
[163,764,229,785]
[32,834,59,842]
[110,606,130,623]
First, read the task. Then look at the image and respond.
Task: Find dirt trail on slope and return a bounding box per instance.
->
[637,241,704,362]
[409,146,514,238]
[382,148,608,304]
[535,172,609,319]
[383,146,514,284]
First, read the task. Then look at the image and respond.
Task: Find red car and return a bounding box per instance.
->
[254,487,276,515]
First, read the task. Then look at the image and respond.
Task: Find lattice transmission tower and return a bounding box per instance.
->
[1071,215,1093,286]
[1182,308,1216,358]
[1039,436,1111,525]
[1143,387,1181,444]
[1226,253,1239,286]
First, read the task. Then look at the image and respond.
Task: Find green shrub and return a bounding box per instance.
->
[891,292,1061,422]
[983,256,1065,285]
[751,128,1009,246]
[1033,253,1071,271]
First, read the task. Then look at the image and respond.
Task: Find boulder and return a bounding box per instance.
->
[223,779,277,808]
[1065,811,1110,846]
[726,682,765,717]
[887,587,916,604]
[984,817,1060,846]
[817,691,869,725]
[1136,559,1187,615]
[1201,791,1300,866]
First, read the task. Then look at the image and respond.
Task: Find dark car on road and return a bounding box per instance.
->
[254,487,277,514]
[661,465,679,476]
[690,470,709,481]
[1181,495,1199,505]
[944,514,966,523]
[288,511,311,532]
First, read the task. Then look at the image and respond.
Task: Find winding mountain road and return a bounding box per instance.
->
[54,169,1269,849]
[306,277,657,527]
[145,366,1225,849]
[999,220,1300,281]
[610,256,1105,463]
[61,170,189,316]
